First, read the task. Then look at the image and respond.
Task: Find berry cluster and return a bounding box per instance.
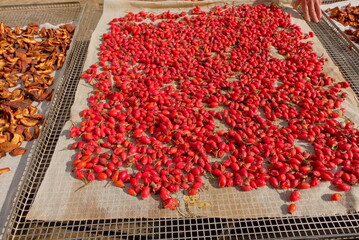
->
[71,4,358,211]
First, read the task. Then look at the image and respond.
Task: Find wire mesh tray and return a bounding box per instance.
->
[0,1,86,237]
[321,3,359,56]
[0,1,85,158]
[2,1,359,239]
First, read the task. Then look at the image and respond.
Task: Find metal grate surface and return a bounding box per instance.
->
[2,1,359,239]
[312,0,359,97]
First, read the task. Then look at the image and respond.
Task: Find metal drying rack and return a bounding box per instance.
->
[321,2,359,56]
[2,0,359,239]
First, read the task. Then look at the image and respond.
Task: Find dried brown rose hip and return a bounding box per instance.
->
[0,22,75,159]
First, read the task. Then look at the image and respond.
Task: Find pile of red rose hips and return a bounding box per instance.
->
[70,4,359,213]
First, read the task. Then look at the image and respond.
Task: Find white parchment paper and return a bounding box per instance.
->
[27,0,359,221]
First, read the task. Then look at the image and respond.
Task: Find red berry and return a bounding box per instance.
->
[219,175,227,188]
[331,193,342,201]
[159,188,171,201]
[289,190,301,202]
[128,188,137,196]
[164,198,179,210]
[114,180,125,188]
[288,203,297,214]
[96,172,108,181]
[141,186,151,199]
[337,183,351,192]
[297,182,310,189]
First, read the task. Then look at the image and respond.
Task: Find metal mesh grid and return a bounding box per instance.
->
[320,0,359,56]
[2,0,359,239]
[0,2,82,26]
[311,6,359,98]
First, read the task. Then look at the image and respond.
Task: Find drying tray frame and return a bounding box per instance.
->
[0,1,88,238]
[2,0,359,239]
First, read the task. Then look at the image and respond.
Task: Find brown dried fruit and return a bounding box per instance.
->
[0,167,10,175]
[32,125,40,139]
[28,106,38,115]
[344,29,354,35]
[10,147,26,156]
[20,118,40,127]
[23,128,33,141]
[0,87,11,99]
[327,4,359,44]
[15,125,25,135]
[0,22,75,159]
[0,23,5,33]
[10,89,24,101]
[0,135,8,143]
[0,142,18,153]
[10,133,24,145]
[60,24,76,34]
[14,26,22,35]
[3,100,32,109]
[7,124,16,134]
[0,60,5,70]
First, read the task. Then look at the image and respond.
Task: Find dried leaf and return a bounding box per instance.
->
[183,195,199,206]
[198,202,211,208]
